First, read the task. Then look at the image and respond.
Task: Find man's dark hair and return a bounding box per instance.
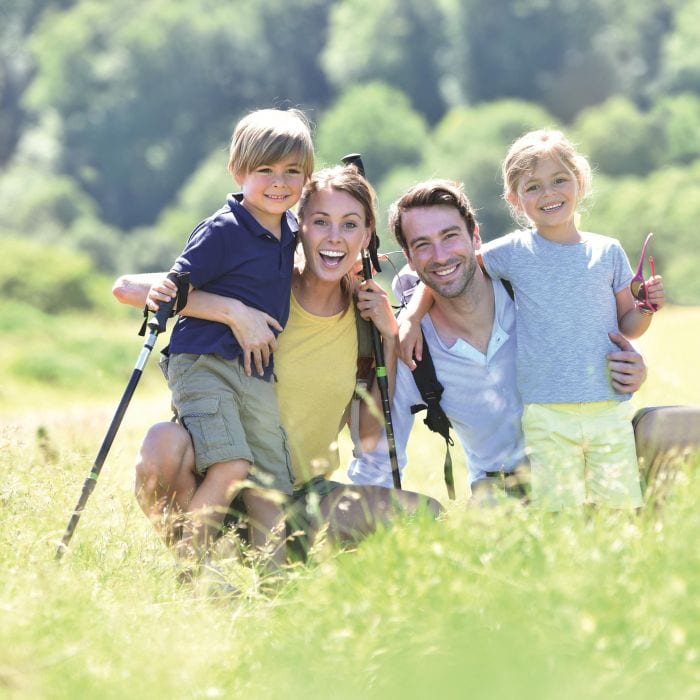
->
[388,179,477,251]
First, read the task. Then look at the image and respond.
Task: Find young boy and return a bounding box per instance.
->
[163,108,313,566]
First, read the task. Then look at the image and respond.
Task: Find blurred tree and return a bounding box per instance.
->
[583,162,700,304]
[420,100,556,239]
[0,0,75,164]
[657,0,700,95]
[650,93,700,166]
[315,82,428,182]
[0,234,101,312]
[572,97,661,177]
[0,162,98,238]
[440,0,620,121]
[24,0,332,230]
[321,0,447,123]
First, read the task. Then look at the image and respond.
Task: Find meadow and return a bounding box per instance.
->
[1,300,699,699]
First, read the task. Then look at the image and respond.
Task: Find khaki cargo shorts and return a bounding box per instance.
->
[168,353,294,495]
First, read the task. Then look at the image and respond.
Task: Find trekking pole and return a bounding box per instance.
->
[342,153,402,490]
[55,272,181,560]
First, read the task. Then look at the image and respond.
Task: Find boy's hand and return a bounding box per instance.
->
[146,276,178,311]
[644,275,665,311]
[398,315,424,370]
[607,332,647,393]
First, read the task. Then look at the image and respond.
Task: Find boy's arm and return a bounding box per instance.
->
[617,275,665,339]
[398,282,435,370]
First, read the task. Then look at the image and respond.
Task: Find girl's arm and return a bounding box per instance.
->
[112,272,281,376]
[397,282,435,370]
[617,275,665,339]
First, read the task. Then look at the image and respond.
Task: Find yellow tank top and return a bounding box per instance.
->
[274,292,358,487]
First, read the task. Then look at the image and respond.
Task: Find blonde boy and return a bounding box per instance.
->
[164,108,313,565]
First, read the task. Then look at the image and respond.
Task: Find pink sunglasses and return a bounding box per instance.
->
[630,232,657,313]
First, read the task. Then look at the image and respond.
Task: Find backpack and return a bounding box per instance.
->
[410,279,514,499]
[349,307,375,456]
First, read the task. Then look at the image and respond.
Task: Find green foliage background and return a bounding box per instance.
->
[1,5,700,696]
[2,0,700,308]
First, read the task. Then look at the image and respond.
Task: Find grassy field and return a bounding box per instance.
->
[1,303,699,698]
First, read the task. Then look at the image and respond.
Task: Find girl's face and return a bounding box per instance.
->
[299,187,372,283]
[508,155,580,238]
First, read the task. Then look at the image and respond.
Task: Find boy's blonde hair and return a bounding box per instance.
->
[228,108,314,178]
[502,129,592,220]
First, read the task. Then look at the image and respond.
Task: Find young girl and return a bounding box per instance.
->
[402,129,665,510]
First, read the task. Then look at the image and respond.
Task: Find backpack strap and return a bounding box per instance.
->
[409,330,455,499]
[349,305,375,457]
[501,278,514,300]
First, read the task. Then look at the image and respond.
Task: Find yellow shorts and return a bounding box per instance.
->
[522,401,643,511]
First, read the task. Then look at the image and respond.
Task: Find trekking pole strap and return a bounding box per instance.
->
[138,271,190,336]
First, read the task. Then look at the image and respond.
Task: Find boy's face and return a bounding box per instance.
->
[235,154,305,231]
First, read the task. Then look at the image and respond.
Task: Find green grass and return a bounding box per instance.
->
[1,305,699,698]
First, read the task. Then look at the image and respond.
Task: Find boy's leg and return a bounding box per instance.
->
[181,458,249,557]
[583,401,643,509]
[134,421,198,546]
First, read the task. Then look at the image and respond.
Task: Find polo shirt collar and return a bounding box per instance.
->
[227,192,299,241]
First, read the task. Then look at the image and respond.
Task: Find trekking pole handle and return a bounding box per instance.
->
[147,271,181,333]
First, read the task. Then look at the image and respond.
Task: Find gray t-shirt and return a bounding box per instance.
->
[481,229,633,404]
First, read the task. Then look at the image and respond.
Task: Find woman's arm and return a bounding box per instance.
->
[112,272,281,376]
[112,272,168,308]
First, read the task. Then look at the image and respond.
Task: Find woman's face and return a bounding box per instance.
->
[299,187,372,283]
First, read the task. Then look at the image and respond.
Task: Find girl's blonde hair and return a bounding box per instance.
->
[502,128,592,222]
[227,108,314,178]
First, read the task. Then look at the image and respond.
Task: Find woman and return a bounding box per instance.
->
[113,165,441,565]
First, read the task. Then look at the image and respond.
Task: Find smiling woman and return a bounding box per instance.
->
[112,163,441,577]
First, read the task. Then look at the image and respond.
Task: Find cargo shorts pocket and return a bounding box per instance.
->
[179,396,236,475]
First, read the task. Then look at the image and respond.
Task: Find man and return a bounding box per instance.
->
[348,180,646,498]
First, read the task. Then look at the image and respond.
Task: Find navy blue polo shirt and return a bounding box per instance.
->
[169,193,298,379]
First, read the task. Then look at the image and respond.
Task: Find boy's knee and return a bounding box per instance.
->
[207,459,250,487]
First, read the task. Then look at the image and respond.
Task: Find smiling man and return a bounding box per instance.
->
[348,179,648,500]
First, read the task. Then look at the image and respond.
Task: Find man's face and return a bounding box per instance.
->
[402,205,480,299]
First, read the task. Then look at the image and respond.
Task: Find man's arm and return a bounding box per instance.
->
[607,332,647,393]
